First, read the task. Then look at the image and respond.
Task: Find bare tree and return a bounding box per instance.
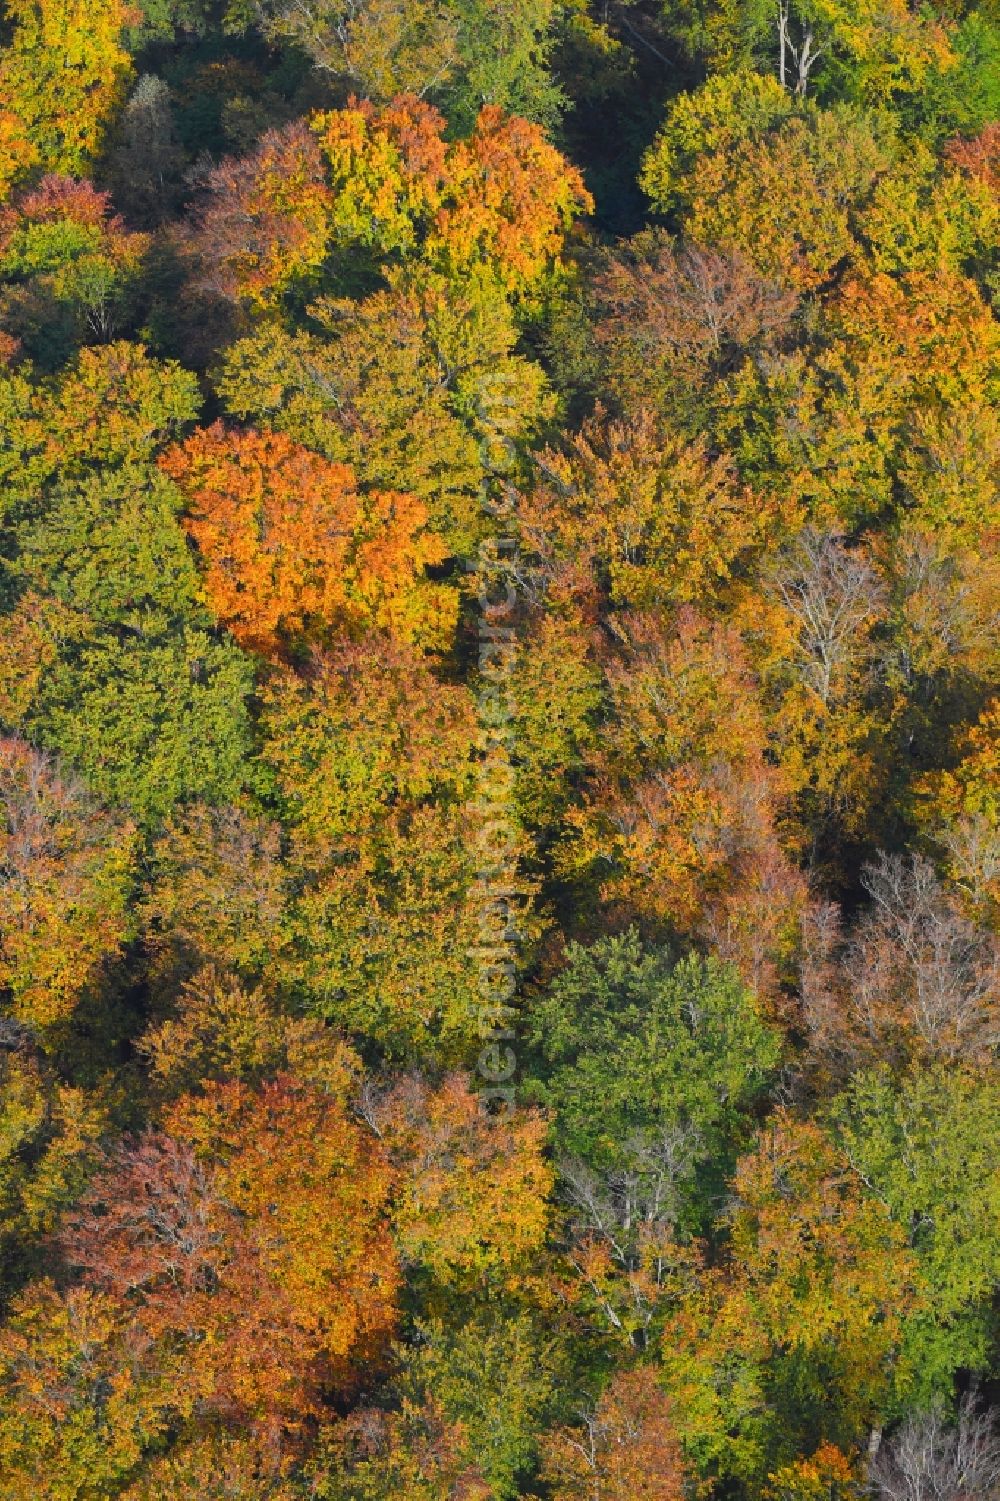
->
[767,529,887,705]
[860,854,1000,1061]
[871,1397,1000,1501]
[557,1124,703,1347]
[886,529,998,690]
[800,853,1000,1073]
[938,816,1000,920]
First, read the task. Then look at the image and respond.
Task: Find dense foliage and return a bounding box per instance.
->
[0,0,997,1493]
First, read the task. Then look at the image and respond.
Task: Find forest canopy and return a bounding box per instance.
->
[0,0,997,1494]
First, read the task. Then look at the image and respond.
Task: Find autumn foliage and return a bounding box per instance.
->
[0,737,136,1031]
[187,95,591,309]
[161,422,456,657]
[0,2,997,1495]
[62,1077,399,1423]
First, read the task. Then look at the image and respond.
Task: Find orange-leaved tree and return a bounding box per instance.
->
[161,423,456,657]
[519,407,791,613]
[316,95,592,293]
[188,95,591,310]
[558,609,807,995]
[0,1071,400,1492]
[181,120,333,307]
[60,1073,400,1427]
